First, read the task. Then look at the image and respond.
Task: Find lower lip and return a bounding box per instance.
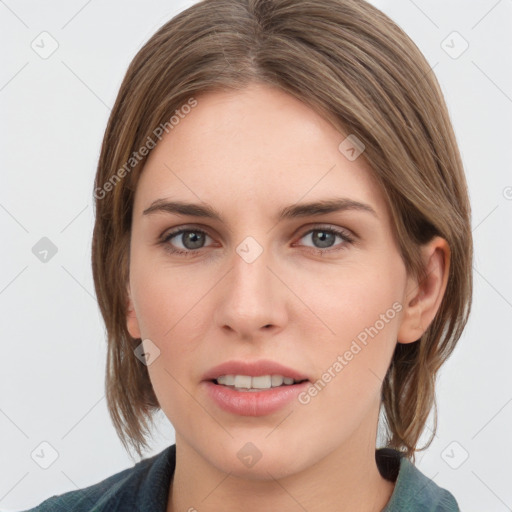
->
[203,380,310,416]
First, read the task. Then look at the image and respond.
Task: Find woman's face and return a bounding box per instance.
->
[127,83,414,478]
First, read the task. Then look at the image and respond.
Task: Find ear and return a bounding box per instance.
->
[126,283,142,339]
[397,236,451,344]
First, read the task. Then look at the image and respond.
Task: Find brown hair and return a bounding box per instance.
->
[91,0,472,462]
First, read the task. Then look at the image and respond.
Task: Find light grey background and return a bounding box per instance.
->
[1,0,511,510]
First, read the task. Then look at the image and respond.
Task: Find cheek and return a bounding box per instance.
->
[300,260,404,405]
[130,249,210,342]
[129,254,217,396]
[303,258,404,346]
[133,264,203,428]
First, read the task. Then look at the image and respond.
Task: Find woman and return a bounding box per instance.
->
[25,0,472,510]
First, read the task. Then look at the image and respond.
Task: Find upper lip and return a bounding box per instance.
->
[202,359,310,382]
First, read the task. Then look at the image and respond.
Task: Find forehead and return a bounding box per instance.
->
[133,84,389,222]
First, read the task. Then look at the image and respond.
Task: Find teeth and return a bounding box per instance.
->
[271,375,284,387]
[234,375,252,389]
[217,375,235,386]
[252,375,271,389]
[216,374,302,390]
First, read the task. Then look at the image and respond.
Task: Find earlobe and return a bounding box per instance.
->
[397,236,450,344]
[126,284,142,339]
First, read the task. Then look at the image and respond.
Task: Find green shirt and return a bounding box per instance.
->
[22,445,459,511]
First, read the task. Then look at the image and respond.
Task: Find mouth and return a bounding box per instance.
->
[201,360,311,416]
[212,374,309,392]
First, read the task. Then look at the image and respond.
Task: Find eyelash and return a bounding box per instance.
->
[159,225,355,257]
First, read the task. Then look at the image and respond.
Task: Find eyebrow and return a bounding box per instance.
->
[143,197,377,222]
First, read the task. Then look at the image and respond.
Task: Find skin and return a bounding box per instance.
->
[126,83,450,512]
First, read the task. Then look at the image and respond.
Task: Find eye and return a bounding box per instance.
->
[295,226,354,253]
[159,225,355,257]
[161,228,213,256]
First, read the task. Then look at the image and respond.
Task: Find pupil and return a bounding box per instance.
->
[314,231,334,248]
[184,232,204,249]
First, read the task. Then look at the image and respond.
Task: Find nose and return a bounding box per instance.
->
[214,241,289,340]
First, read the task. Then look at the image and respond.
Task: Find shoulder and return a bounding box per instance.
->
[377,448,460,512]
[21,444,176,512]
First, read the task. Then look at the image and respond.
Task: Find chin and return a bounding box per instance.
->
[202,438,317,481]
